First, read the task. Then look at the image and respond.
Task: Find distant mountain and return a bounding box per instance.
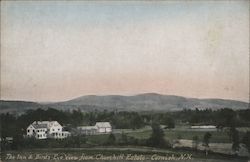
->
[1,93,249,113]
[49,93,249,111]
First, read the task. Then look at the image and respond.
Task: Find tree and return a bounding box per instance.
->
[71,110,83,126]
[192,135,199,150]
[217,108,236,128]
[163,116,175,129]
[189,108,201,124]
[203,132,212,155]
[230,127,240,154]
[242,131,250,153]
[147,122,167,148]
[238,109,250,122]
[130,113,144,129]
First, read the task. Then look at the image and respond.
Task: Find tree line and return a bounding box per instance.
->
[1,108,250,138]
[1,108,250,152]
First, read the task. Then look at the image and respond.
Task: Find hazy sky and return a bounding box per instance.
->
[1,1,249,102]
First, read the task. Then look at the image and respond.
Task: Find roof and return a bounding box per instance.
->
[95,122,111,128]
[32,124,48,129]
[32,121,50,125]
[191,125,216,129]
[29,121,62,129]
[77,126,97,130]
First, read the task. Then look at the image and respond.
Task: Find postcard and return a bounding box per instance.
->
[0,1,249,162]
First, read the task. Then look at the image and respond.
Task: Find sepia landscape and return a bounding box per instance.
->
[1,1,249,162]
[1,94,250,162]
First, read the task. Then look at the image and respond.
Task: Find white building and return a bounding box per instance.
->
[26,121,70,139]
[191,125,217,129]
[77,126,98,135]
[77,122,112,135]
[95,122,112,133]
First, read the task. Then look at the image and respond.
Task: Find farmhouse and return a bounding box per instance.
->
[77,122,112,135]
[26,121,71,139]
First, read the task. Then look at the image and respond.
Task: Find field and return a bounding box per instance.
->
[126,129,240,143]
[81,125,249,157]
[115,125,245,143]
[2,126,249,162]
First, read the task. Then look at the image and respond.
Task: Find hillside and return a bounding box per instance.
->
[50,93,249,111]
[0,100,44,113]
[1,93,249,113]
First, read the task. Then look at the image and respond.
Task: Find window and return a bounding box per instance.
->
[27,129,30,133]
[37,130,39,132]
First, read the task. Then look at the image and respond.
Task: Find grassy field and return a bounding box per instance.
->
[124,128,246,143]
[86,134,110,145]
[2,126,249,161]
[85,130,229,147]
[82,125,249,154]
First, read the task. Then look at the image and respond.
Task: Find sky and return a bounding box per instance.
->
[1,1,249,102]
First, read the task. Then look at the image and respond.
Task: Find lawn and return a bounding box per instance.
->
[164,130,232,143]
[125,129,245,143]
[85,134,109,145]
[84,126,246,146]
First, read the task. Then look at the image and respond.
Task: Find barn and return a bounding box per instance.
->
[95,122,112,133]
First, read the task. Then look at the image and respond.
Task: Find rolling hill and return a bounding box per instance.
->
[0,100,45,114]
[49,93,249,111]
[1,93,249,113]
